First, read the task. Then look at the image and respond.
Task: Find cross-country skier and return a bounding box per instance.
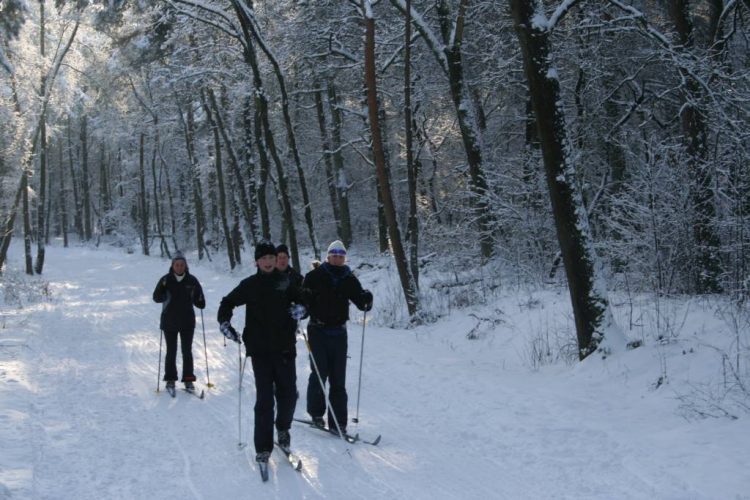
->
[303,240,372,435]
[152,251,206,394]
[217,241,306,466]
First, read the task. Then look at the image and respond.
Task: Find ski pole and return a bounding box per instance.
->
[353,310,367,424]
[200,310,214,388]
[301,326,347,442]
[238,342,248,449]
[156,329,164,393]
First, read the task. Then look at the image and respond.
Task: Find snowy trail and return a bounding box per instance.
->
[1,245,749,499]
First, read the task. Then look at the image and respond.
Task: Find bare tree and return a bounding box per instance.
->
[364,0,419,317]
[509,0,623,359]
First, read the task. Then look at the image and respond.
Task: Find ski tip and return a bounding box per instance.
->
[259,464,270,482]
[295,460,303,471]
[370,435,382,446]
[198,390,205,399]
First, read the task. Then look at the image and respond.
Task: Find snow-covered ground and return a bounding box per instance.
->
[1,243,749,499]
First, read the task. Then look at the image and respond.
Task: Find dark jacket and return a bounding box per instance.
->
[280,265,303,288]
[303,263,369,328]
[217,269,304,357]
[153,269,205,331]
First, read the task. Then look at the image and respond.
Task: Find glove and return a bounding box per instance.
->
[290,304,307,320]
[361,290,373,312]
[220,321,240,343]
[193,289,205,309]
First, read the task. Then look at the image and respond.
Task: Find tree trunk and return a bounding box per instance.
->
[439,0,493,258]
[99,145,112,235]
[314,87,343,240]
[254,107,271,241]
[34,0,47,274]
[138,133,149,256]
[179,99,208,260]
[327,82,353,247]
[242,95,259,246]
[668,0,723,293]
[58,140,68,248]
[158,149,179,251]
[364,0,419,316]
[201,88,235,269]
[234,0,319,259]
[67,116,83,240]
[0,176,25,272]
[81,115,92,241]
[392,0,494,258]
[231,0,301,271]
[22,170,33,275]
[207,87,256,254]
[404,0,419,288]
[150,132,170,258]
[510,0,622,359]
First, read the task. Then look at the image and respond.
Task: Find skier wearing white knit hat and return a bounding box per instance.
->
[302,240,373,434]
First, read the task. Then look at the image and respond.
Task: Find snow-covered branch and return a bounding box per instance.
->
[389,0,449,75]
[167,0,243,47]
[547,0,584,32]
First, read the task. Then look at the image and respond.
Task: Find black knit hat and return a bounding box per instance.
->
[276,244,290,256]
[254,241,277,261]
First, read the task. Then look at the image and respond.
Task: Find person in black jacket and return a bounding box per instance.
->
[275,244,303,288]
[153,251,206,393]
[217,241,305,465]
[303,240,372,435]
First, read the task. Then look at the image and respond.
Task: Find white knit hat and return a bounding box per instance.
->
[327,240,347,256]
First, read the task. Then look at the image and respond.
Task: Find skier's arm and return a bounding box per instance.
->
[348,277,373,311]
[152,276,168,303]
[217,282,247,324]
[193,279,206,310]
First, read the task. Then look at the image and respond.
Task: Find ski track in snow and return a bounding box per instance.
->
[1,245,749,499]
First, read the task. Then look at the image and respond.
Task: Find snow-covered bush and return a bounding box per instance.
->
[0,270,52,308]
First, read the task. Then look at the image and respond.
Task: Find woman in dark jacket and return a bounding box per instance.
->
[153,251,205,393]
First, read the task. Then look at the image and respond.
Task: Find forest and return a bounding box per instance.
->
[1,0,749,360]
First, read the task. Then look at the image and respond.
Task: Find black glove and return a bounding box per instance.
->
[193,289,206,309]
[361,290,373,312]
[220,321,240,343]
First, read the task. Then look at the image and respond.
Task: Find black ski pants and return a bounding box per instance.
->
[163,329,195,382]
[306,324,348,430]
[251,353,298,453]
